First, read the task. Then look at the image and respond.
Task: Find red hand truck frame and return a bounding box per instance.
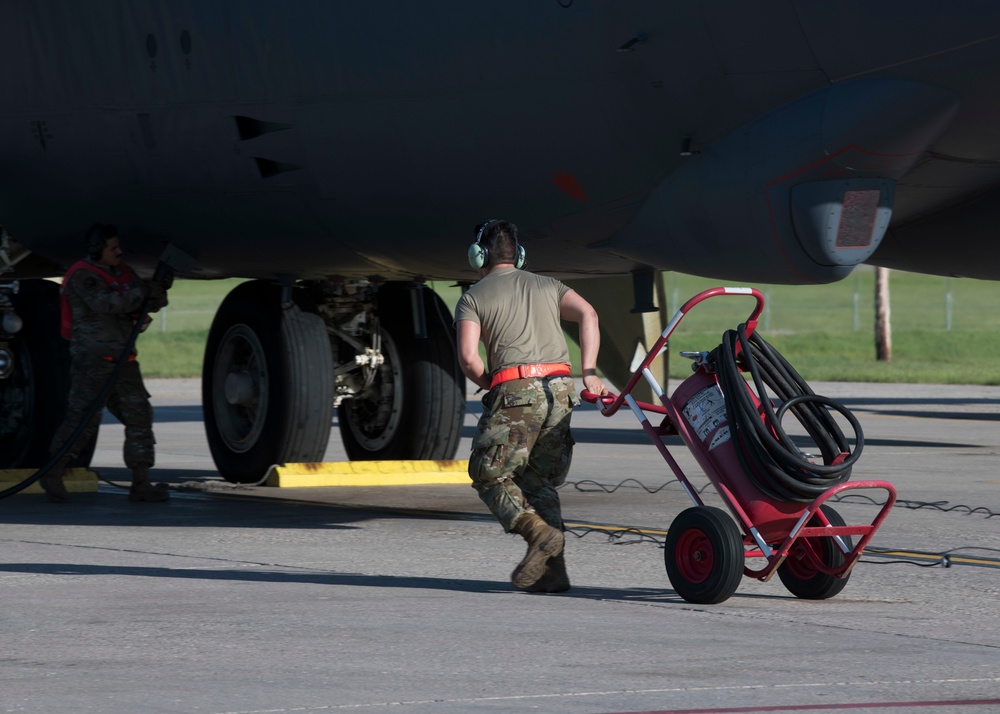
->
[581,287,897,604]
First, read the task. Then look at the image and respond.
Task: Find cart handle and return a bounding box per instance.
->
[585,287,765,417]
[580,389,669,415]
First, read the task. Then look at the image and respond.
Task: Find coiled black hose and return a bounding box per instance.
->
[714,324,863,503]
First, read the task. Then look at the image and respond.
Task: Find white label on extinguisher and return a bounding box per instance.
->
[707,425,731,451]
[682,385,730,450]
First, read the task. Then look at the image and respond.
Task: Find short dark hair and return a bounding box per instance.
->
[480,220,518,265]
[86,223,117,259]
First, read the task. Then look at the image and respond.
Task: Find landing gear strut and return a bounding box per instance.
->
[336,282,464,461]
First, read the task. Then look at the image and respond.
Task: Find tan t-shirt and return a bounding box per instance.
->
[454,267,571,374]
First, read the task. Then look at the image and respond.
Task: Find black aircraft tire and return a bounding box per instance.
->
[0,279,95,469]
[338,283,464,461]
[203,280,334,483]
[418,287,465,459]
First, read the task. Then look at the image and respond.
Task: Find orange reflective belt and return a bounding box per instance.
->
[101,354,137,363]
[490,363,571,389]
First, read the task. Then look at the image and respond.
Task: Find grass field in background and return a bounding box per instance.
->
[136,268,1000,385]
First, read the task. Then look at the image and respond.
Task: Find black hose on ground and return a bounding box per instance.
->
[714,324,863,503]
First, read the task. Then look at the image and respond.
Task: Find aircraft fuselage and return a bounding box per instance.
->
[3,2,999,283]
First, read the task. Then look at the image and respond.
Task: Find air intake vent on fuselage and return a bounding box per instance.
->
[253,157,302,178]
[233,116,292,141]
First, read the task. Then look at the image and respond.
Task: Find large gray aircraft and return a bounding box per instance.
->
[3,2,1000,482]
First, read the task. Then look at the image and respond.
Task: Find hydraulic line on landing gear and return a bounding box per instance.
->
[0,247,191,501]
[715,324,864,504]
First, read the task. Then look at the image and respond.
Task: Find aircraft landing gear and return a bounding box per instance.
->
[335,282,464,461]
[201,278,465,484]
[0,279,96,469]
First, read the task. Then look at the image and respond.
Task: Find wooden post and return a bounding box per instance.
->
[875,266,892,362]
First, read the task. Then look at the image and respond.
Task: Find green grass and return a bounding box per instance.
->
[138,329,213,378]
[666,330,1000,385]
[659,268,1000,384]
[134,270,1000,384]
[135,279,245,378]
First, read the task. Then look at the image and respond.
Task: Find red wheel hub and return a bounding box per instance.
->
[784,539,821,579]
[675,528,714,583]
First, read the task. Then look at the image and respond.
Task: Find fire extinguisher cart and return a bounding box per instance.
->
[581,287,896,604]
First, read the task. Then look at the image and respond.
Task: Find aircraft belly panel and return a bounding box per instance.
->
[876,184,1000,280]
[3,3,1000,281]
[797,3,1000,79]
[893,160,1000,225]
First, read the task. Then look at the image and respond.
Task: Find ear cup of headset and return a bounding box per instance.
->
[469,219,495,269]
[468,219,525,269]
[86,226,105,260]
[468,241,488,269]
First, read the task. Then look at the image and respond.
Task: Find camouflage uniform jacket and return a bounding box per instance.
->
[61,258,167,359]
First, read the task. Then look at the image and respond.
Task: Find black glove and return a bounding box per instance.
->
[145,281,169,312]
[157,268,175,290]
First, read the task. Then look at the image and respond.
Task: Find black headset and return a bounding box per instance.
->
[86,223,117,260]
[467,219,526,270]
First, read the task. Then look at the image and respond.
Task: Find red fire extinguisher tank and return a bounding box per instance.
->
[670,368,806,543]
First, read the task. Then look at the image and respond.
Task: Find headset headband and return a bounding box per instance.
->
[475,219,498,246]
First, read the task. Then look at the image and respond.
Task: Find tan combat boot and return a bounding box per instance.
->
[510,513,564,589]
[526,553,571,593]
[40,463,71,503]
[129,467,170,502]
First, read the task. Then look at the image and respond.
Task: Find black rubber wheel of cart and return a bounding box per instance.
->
[664,506,744,604]
[777,504,853,600]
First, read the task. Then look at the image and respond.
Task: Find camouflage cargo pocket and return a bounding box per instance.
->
[500,391,534,409]
[469,424,510,484]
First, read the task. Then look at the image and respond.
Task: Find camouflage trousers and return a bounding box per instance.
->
[50,356,156,470]
[468,375,579,532]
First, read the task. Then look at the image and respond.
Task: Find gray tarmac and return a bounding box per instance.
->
[2,378,999,714]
